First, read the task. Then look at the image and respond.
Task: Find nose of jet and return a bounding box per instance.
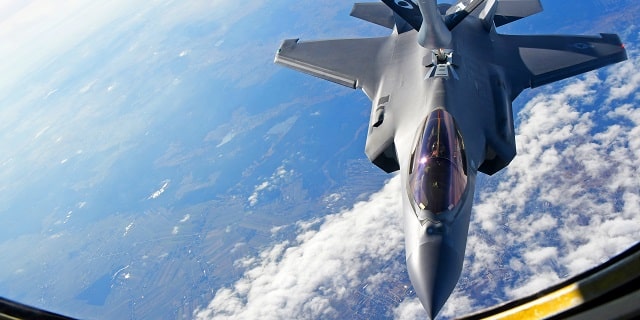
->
[407,239,462,320]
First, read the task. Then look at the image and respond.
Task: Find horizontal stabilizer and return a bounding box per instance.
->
[275,37,387,95]
[380,0,423,31]
[502,33,627,90]
[350,2,395,29]
[494,0,543,27]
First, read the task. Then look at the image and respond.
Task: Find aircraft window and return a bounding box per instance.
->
[408,109,467,214]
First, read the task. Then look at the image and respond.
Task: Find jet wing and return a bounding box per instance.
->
[274,37,387,95]
[501,33,627,91]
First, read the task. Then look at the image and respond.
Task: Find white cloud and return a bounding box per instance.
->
[606,54,640,102]
[440,294,475,318]
[123,222,134,236]
[393,298,427,319]
[194,176,404,320]
[523,247,558,266]
[506,272,561,298]
[147,179,170,199]
[322,192,344,210]
[461,40,640,306]
[247,181,269,206]
[247,165,294,206]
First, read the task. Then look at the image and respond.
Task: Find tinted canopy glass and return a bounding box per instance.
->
[409,109,467,215]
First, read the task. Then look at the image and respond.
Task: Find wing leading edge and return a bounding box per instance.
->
[501,33,627,94]
[275,37,387,95]
[275,37,387,96]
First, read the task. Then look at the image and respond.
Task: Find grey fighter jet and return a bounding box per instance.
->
[274,0,627,318]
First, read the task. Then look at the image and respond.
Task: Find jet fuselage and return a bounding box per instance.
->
[370,16,500,315]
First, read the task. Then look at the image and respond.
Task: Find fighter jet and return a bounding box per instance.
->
[274,0,627,318]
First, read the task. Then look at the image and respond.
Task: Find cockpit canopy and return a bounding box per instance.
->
[408,109,467,217]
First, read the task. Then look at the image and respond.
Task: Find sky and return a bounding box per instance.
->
[0,1,638,319]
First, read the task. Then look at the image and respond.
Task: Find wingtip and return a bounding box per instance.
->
[274,39,300,63]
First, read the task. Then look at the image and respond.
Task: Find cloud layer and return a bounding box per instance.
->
[195,177,404,319]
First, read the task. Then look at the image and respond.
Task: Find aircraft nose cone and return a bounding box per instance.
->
[407,240,462,319]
